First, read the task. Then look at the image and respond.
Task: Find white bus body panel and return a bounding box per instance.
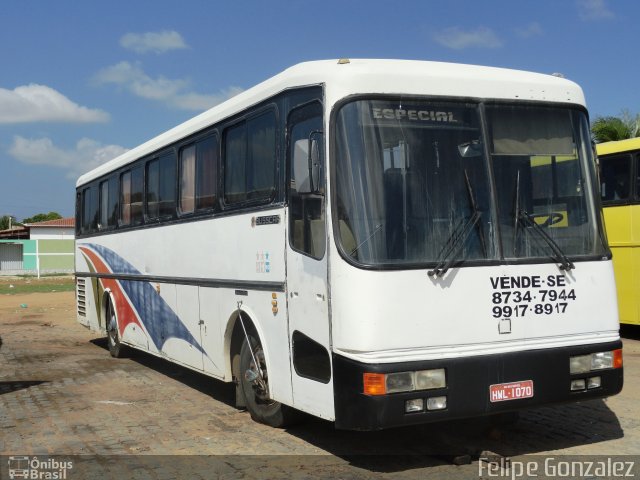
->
[76,207,296,406]
[329,254,619,363]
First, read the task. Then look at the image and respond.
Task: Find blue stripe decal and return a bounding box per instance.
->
[84,243,207,357]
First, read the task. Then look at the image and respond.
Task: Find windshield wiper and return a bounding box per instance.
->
[512,171,574,271]
[428,170,485,277]
[517,209,575,271]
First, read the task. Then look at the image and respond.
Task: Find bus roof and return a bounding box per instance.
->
[77,59,586,187]
[596,137,640,156]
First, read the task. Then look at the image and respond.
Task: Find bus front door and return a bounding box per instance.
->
[285,102,334,420]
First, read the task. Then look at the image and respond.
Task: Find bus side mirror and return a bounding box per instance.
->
[309,131,324,194]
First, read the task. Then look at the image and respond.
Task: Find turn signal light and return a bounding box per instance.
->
[363,373,386,396]
[613,349,623,369]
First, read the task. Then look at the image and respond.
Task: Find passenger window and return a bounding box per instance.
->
[120,167,144,226]
[224,111,276,205]
[120,171,132,225]
[99,180,109,230]
[224,123,247,204]
[130,167,144,224]
[196,136,218,210]
[288,102,325,259]
[180,135,218,214]
[147,154,176,219]
[99,177,118,230]
[600,154,632,203]
[636,155,640,201]
[82,186,98,234]
[179,145,196,214]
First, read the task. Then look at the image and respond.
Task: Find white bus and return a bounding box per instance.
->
[75,59,623,430]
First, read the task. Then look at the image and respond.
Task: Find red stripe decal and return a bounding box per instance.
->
[79,246,144,337]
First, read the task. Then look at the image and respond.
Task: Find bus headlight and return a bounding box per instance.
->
[569,355,591,374]
[363,368,447,395]
[386,372,414,393]
[591,351,613,370]
[415,368,446,390]
[569,349,622,374]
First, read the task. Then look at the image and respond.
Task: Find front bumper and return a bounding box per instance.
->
[333,340,623,430]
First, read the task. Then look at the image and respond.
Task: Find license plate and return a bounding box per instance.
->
[489,380,534,402]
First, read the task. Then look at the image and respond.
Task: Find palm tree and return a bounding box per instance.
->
[591,110,640,143]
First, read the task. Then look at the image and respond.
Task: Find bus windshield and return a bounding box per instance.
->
[334,99,606,267]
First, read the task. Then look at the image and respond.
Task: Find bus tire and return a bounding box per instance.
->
[106,296,126,358]
[239,332,299,428]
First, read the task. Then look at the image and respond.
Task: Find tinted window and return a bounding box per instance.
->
[179,145,196,214]
[224,123,247,204]
[224,111,276,205]
[99,177,118,230]
[120,171,132,225]
[288,102,325,259]
[600,154,632,203]
[147,154,176,219]
[82,185,98,234]
[180,135,218,214]
[196,136,217,210]
[120,167,144,226]
[248,112,276,200]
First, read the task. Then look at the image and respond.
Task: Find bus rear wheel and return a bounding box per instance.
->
[239,332,299,428]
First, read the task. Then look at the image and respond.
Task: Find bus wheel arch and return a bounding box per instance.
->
[226,309,299,427]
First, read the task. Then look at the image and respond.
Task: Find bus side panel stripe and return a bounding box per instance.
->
[79,244,207,357]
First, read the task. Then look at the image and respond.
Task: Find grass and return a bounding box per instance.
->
[0,275,76,295]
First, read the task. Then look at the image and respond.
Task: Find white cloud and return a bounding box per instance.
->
[577,0,614,20]
[9,136,129,179]
[515,22,544,39]
[0,84,109,124]
[433,26,503,50]
[94,61,243,111]
[120,30,188,54]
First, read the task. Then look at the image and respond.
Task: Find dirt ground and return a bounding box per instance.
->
[1,286,639,478]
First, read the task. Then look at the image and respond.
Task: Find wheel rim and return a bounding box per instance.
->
[245,345,274,405]
[107,304,118,346]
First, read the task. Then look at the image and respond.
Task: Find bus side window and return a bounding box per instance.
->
[600,154,631,203]
[224,111,276,206]
[120,169,143,226]
[636,154,640,200]
[288,102,325,259]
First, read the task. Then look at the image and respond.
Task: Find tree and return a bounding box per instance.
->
[592,110,640,143]
[0,215,18,231]
[21,212,62,224]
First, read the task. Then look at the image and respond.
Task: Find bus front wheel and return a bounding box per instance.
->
[239,332,299,428]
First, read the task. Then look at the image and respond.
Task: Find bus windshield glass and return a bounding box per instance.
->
[334,99,606,267]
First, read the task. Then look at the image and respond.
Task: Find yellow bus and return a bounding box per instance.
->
[597,137,640,325]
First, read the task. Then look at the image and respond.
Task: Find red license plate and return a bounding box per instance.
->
[489,380,534,402]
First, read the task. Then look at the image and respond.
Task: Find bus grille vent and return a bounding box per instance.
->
[77,278,86,317]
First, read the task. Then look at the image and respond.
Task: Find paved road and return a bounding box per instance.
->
[0,291,638,478]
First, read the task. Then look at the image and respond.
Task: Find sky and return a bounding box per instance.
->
[1,0,637,221]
